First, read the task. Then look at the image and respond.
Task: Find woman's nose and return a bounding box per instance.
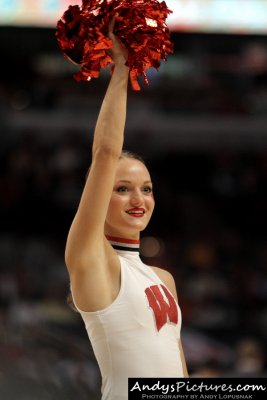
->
[130,190,143,205]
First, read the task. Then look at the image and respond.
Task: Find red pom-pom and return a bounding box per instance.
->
[56,0,173,90]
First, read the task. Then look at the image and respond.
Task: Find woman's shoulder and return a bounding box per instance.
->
[150,266,178,301]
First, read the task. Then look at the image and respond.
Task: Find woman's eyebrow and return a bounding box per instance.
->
[117,180,152,183]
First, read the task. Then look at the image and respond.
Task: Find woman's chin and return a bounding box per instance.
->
[125,218,148,230]
[106,217,149,237]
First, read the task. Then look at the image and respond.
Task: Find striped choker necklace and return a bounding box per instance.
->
[106,235,140,253]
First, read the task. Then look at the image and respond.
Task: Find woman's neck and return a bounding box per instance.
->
[104,228,140,242]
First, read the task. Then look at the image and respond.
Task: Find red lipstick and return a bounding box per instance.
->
[126,208,145,217]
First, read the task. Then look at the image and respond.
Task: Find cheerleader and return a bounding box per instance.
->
[65,17,188,400]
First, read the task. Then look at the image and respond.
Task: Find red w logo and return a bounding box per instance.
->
[145,284,178,332]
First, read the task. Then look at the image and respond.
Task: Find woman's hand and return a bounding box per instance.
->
[108,15,128,67]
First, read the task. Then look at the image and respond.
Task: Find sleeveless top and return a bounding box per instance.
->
[71,236,184,400]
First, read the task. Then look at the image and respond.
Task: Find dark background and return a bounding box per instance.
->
[0,24,267,399]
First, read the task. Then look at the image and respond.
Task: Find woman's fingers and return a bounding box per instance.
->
[108,13,118,35]
[107,13,128,65]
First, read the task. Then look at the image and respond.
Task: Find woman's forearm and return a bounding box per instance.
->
[92,63,129,158]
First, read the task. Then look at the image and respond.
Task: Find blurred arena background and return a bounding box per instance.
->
[0,0,267,399]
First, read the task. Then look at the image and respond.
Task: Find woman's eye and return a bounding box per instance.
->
[143,186,153,194]
[117,186,128,193]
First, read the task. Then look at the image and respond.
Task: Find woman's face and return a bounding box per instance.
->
[105,158,155,239]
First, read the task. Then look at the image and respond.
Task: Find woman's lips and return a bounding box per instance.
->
[126,208,145,217]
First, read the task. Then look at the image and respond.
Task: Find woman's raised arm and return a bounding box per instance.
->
[65,18,129,272]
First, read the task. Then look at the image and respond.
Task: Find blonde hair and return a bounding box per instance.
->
[119,150,145,165]
[85,150,146,181]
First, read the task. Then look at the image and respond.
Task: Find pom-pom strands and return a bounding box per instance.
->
[56,0,173,90]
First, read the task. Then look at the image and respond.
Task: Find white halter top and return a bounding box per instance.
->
[72,236,183,400]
